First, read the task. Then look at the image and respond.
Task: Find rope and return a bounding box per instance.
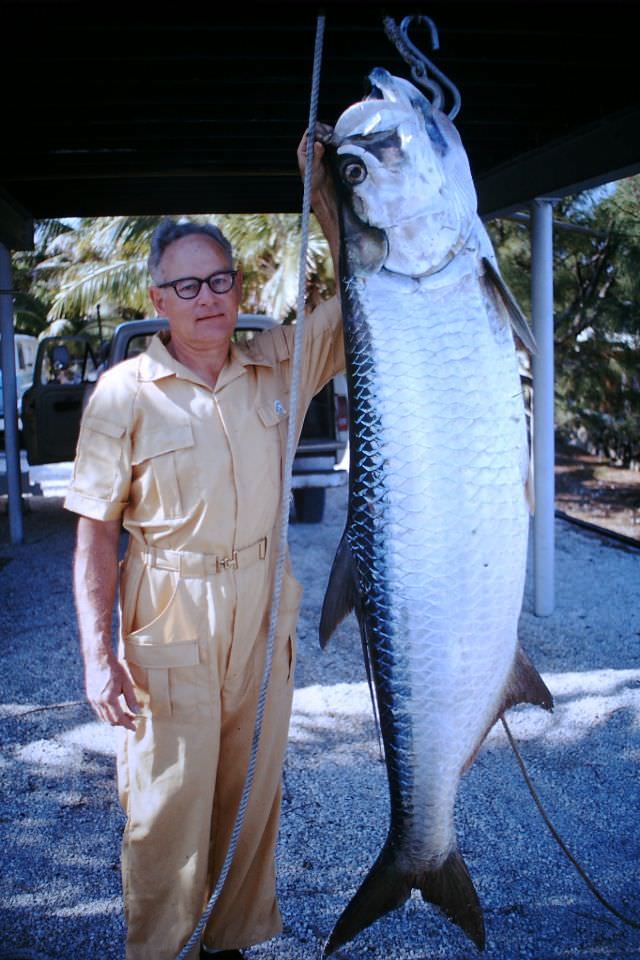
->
[174,14,326,958]
[501,717,640,929]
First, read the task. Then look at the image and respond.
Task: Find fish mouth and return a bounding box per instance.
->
[343,207,388,275]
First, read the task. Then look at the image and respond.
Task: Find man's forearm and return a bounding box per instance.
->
[73,516,120,664]
[312,192,340,282]
[73,516,138,729]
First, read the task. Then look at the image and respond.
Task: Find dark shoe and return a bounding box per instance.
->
[199,950,244,960]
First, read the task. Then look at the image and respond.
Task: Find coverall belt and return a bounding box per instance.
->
[135,537,268,578]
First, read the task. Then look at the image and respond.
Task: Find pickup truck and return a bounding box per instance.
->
[0,332,38,433]
[21,314,349,522]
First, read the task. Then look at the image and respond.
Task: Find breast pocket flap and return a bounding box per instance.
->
[257,403,287,428]
[125,639,200,668]
[84,414,126,439]
[132,421,194,465]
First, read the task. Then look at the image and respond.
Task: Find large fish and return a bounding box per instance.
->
[319,68,553,954]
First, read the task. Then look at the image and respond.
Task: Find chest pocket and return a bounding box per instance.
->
[132,420,194,518]
[256,401,288,487]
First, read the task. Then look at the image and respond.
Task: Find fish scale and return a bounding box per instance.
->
[319,68,553,956]
[346,268,526,816]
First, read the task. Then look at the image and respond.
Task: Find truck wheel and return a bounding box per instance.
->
[293,488,325,523]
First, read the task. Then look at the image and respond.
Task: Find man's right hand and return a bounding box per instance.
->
[85,655,140,731]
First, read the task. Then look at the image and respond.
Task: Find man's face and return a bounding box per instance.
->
[149,234,243,353]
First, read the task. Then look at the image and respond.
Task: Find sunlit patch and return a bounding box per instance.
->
[11,718,117,770]
[291,669,640,748]
[53,897,121,917]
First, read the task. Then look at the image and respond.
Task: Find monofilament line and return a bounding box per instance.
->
[502,716,640,929]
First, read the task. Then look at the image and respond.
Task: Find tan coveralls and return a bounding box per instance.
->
[64,298,344,960]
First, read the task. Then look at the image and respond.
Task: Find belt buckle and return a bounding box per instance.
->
[216,550,238,573]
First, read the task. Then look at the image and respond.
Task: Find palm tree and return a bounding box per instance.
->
[31,212,335,330]
[41,216,161,328]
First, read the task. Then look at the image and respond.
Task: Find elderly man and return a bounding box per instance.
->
[65,134,342,960]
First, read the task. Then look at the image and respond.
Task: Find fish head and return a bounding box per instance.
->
[332,68,477,277]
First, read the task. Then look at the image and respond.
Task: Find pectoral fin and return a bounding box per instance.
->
[481,256,537,355]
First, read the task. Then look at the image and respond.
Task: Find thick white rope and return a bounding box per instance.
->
[174,14,325,958]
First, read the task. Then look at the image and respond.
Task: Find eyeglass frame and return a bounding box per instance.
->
[155,269,239,300]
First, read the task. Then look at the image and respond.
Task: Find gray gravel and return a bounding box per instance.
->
[1,481,639,960]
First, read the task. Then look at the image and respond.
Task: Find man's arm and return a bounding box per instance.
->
[73,516,139,730]
[297,125,340,279]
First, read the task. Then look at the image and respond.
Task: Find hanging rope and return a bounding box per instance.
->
[173,14,326,959]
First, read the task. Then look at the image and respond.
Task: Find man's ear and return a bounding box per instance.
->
[149,285,165,316]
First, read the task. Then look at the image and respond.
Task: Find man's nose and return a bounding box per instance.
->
[195,279,219,303]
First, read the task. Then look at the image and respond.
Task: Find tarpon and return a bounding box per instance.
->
[319,68,553,954]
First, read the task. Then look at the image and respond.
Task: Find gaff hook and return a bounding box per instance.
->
[383,14,462,120]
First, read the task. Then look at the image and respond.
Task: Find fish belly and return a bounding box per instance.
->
[346,268,529,866]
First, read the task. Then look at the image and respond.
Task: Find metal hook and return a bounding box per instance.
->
[399,14,440,55]
[383,14,462,120]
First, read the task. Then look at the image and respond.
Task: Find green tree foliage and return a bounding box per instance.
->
[12,213,334,339]
[488,176,640,467]
[11,219,72,334]
[12,184,639,465]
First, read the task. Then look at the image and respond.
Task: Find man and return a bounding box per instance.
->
[65,133,342,960]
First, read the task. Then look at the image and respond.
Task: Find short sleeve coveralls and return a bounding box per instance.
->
[64,297,344,960]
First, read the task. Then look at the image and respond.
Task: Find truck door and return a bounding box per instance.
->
[22,336,99,465]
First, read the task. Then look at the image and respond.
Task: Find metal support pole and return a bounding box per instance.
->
[0,242,24,544]
[530,199,555,616]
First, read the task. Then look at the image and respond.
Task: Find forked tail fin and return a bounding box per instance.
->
[419,848,485,949]
[323,841,485,955]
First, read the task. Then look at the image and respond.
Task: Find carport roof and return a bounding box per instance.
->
[1,0,639,247]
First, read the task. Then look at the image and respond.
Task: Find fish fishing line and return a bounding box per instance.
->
[501,716,640,930]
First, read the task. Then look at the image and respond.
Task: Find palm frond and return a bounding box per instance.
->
[47,258,151,320]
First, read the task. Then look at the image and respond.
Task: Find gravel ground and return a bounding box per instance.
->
[1,482,639,960]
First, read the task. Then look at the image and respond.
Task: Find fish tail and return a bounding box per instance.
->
[323,843,485,955]
[418,848,486,950]
[323,842,412,955]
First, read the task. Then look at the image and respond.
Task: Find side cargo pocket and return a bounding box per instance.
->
[124,572,205,719]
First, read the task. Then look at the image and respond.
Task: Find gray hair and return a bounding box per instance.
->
[148,219,234,282]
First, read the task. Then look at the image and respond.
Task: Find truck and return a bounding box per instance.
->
[0,332,38,434]
[21,315,349,522]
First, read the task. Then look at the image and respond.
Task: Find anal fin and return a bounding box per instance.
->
[462,645,553,774]
[502,645,554,713]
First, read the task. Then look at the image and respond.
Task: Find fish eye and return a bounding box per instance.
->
[340,157,367,185]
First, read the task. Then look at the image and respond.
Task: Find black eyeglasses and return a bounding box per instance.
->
[157,270,238,300]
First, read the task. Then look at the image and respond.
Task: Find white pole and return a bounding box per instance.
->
[0,241,24,544]
[530,199,555,616]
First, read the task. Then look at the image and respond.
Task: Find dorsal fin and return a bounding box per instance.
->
[319,531,384,756]
[319,528,358,648]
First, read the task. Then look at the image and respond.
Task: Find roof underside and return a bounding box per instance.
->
[1,0,639,243]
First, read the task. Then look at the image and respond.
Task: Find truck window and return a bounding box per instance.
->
[123,333,155,359]
[40,338,99,385]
